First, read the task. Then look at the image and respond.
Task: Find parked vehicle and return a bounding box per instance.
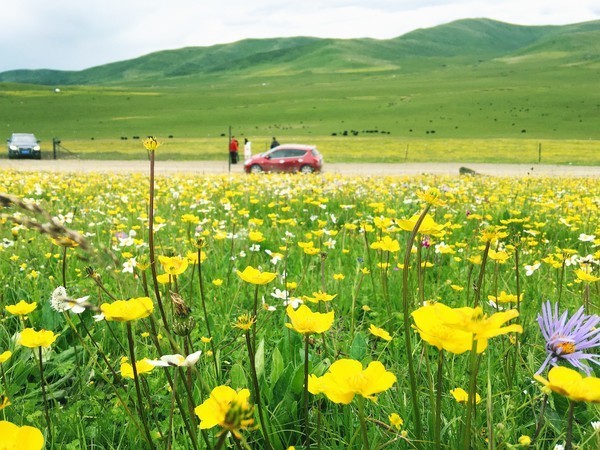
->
[7,133,41,159]
[244,144,323,174]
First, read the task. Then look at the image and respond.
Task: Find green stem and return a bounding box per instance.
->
[245,331,272,450]
[357,396,370,450]
[37,347,53,443]
[197,248,220,381]
[214,432,229,450]
[126,323,156,450]
[435,350,444,450]
[473,240,491,308]
[565,401,575,450]
[252,285,259,352]
[304,335,311,447]
[147,150,169,331]
[462,339,480,450]
[61,245,68,288]
[401,205,430,445]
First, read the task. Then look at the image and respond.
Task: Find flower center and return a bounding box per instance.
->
[556,342,576,355]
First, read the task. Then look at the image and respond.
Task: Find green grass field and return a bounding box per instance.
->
[1,19,599,163]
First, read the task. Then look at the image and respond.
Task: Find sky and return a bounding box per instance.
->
[1,0,598,73]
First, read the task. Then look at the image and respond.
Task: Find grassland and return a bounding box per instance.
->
[1,18,599,163]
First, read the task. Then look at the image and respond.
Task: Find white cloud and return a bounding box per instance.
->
[0,0,597,72]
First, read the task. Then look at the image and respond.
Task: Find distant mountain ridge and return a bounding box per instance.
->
[1,18,598,85]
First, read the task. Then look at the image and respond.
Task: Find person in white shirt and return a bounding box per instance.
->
[244,138,252,161]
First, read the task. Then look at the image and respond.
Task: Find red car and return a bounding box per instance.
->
[244,144,323,174]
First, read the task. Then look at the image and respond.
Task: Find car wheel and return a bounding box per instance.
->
[300,165,314,174]
[249,164,263,174]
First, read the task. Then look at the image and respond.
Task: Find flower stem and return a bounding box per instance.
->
[244,331,272,450]
[126,323,156,450]
[462,339,480,450]
[357,396,370,450]
[435,350,444,450]
[61,245,68,288]
[473,240,491,308]
[565,400,575,450]
[147,149,169,331]
[214,431,229,450]
[401,205,430,445]
[197,247,219,381]
[304,335,311,447]
[37,347,52,443]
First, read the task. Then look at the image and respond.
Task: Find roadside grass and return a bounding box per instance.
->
[48,136,600,165]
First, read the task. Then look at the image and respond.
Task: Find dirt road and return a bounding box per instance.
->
[1,159,599,177]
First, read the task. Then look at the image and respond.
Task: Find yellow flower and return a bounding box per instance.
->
[143,136,160,151]
[0,350,12,363]
[574,268,600,283]
[236,266,277,285]
[248,230,265,242]
[369,324,392,342]
[518,435,532,447]
[5,300,37,316]
[19,328,58,348]
[389,413,404,430]
[308,359,396,404]
[194,385,254,438]
[534,366,600,403]
[100,297,154,322]
[233,314,256,331]
[212,278,223,286]
[488,291,523,304]
[370,235,400,252]
[412,303,522,354]
[303,246,321,256]
[480,227,508,243]
[488,249,509,263]
[417,187,446,206]
[286,304,334,335]
[156,273,171,284]
[0,420,44,450]
[120,358,155,379]
[450,387,481,404]
[158,255,189,275]
[333,273,345,281]
[186,250,207,265]
[304,290,337,304]
[397,213,445,236]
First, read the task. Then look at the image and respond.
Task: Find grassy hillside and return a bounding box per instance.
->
[0,18,598,162]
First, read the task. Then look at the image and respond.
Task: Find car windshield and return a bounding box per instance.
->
[11,135,37,144]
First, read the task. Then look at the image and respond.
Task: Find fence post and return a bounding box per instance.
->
[52,138,61,160]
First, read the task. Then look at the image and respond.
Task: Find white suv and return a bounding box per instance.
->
[7,133,41,159]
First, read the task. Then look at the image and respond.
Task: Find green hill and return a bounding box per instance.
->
[2,18,598,84]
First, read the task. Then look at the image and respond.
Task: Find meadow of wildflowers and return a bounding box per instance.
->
[0,141,599,449]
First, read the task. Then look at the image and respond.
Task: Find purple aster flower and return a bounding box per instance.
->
[536,301,600,375]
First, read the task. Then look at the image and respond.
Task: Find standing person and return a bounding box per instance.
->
[244,138,252,162]
[270,137,280,149]
[229,136,239,164]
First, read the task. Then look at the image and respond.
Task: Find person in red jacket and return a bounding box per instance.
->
[229,136,239,164]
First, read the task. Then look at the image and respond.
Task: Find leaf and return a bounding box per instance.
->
[273,365,294,400]
[255,338,265,380]
[230,362,247,389]
[270,347,284,385]
[350,332,367,360]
